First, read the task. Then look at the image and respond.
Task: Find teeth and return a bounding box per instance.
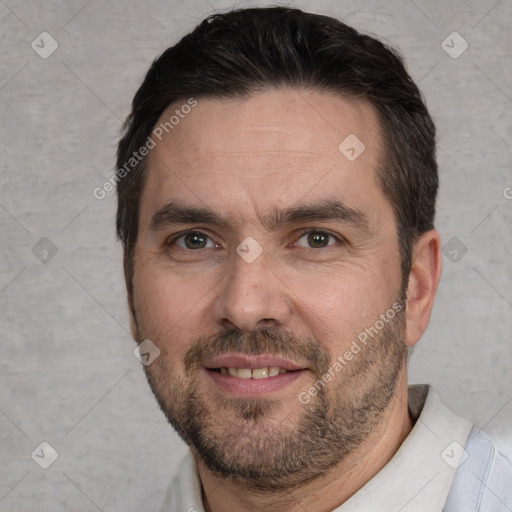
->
[237,368,252,379]
[252,368,268,379]
[221,366,289,379]
[269,366,280,377]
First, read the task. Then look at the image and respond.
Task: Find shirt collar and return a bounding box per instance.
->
[336,384,473,511]
[159,384,473,512]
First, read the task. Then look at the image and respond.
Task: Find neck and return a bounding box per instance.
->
[198,374,413,512]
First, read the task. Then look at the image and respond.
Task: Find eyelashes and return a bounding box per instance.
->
[167,231,218,250]
[165,229,345,251]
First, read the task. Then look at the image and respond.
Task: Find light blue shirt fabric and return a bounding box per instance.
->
[159,385,512,511]
[443,426,512,511]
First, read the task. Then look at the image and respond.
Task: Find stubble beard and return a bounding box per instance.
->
[141,301,408,492]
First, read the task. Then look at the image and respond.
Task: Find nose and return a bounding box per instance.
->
[211,248,292,332]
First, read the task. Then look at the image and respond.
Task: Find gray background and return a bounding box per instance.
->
[0,0,511,510]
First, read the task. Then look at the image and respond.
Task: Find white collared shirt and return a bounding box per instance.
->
[158,385,512,511]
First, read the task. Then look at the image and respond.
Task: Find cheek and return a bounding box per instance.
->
[288,266,397,349]
[132,262,213,352]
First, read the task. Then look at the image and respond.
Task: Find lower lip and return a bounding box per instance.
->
[205,369,306,396]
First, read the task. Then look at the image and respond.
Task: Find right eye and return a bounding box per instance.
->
[166,231,219,250]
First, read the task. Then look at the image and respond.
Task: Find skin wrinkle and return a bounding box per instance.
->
[142,316,407,492]
[153,148,340,215]
[128,88,439,512]
[148,200,371,236]
[112,9,443,510]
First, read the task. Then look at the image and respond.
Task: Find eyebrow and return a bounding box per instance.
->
[149,199,369,233]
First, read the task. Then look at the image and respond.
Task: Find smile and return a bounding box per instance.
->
[216,367,289,379]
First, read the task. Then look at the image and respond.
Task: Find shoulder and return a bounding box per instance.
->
[443,427,512,511]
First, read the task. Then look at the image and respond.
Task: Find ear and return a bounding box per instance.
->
[405,229,442,347]
[123,251,139,342]
[127,290,138,341]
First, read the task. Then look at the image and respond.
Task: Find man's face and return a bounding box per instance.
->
[131,88,408,489]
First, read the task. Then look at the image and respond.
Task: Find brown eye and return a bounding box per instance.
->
[308,232,330,248]
[295,231,337,249]
[171,231,216,250]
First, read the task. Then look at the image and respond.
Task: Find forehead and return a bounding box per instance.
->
[141,88,388,230]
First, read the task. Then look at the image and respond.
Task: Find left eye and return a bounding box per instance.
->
[294,231,338,249]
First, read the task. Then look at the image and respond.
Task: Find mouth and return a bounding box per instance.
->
[213,366,290,378]
[203,354,308,396]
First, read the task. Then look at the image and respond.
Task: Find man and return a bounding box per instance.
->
[115,7,511,511]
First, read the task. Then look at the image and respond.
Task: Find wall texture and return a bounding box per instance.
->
[0,0,511,510]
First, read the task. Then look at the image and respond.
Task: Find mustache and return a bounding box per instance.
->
[183,327,330,375]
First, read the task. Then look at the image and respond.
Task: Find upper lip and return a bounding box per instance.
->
[203,353,307,371]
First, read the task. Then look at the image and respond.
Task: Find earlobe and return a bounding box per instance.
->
[404,230,442,347]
